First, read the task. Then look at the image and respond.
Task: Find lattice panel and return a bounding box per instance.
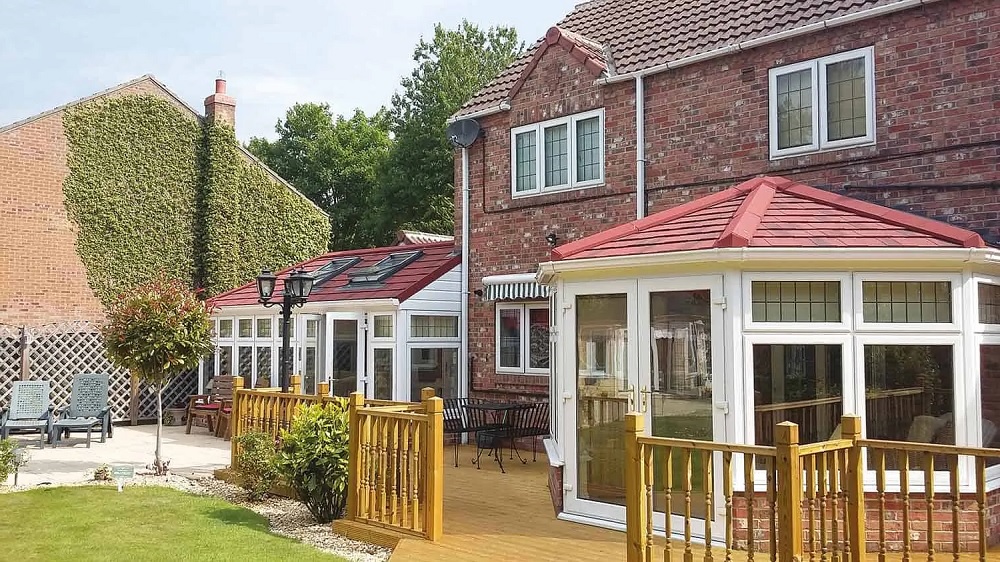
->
[25,322,133,421]
[137,368,198,419]
[0,324,22,407]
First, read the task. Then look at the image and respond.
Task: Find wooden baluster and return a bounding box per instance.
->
[704,450,714,562]
[876,449,887,562]
[380,416,389,522]
[766,456,777,562]
[412,418,421,530]
[390,417,399,526]
[839,449,851,559]
[683,448,693,562]
[744,453,755,562]
[976,457,987,562]
[644,442,653,562]
[665,447,674,562]
[900,451,911,562]
[806,454,817,562]
[399,419,409,529]
[818,453,828,562]
[925,454,935,562]
[949,454,959,562]
[347,392,363,521]
[830,452,840,562]
[723,451,733,562]
[367,415,378,520]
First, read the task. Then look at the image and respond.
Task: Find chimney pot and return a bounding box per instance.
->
[215,78,226,94]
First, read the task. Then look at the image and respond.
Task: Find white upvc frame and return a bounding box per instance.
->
[852,272,963,333]
[972,274,1000,333]
[768,46,876,159]
[510,108,605,198]
[742,272,852,333]
[495,302,550,375]
[408,311,460,342]
[370,313,394,340]
[976,334,1000,488]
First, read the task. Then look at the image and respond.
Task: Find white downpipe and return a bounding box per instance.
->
[460,147,471,399]
[635,75,646,219]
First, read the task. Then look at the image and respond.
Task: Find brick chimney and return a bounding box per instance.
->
[204,77,236,128]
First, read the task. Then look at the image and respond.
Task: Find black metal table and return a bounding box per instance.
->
[463,402,533,473]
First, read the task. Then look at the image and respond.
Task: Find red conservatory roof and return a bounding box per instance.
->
[552,176,985,261]
[210,242,460,308]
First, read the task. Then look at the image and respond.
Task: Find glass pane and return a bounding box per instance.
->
[979,284,1000,324]
[218,346,233,378]
[649,290,714,518]
[751,281,840,322]
[411,315,459,338]
[202,351,216,393]
[218,319,233,339]
[575,116,601,182]
[981,345,1000,465]
[528,308,550,370]
[753,344,842,446]
[373,315,393,338]
[373,348,393,400]
[304,346,317,394]
[543,124,568,187]
[864,345,955,469]
[331,320,357,397]
[255,347,272,388]
[238,319,252,339]
[576,294,628,506]
[409,348,458,400]
[238,345,253,378]
[861,281,951,323]
[775,68,813,149]
[256,318,272,339]
[826,57,867,141]
[306,319,318,339]
[515,130,537,193]
[498,308,522,369]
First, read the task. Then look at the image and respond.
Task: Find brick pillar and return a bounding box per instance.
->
[204,77,236,128]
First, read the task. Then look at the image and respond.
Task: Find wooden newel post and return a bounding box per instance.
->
[317,381,330,397]
[842,415,866,560]
[230,376,244,468]
[424,396,444,541]
[290,374,302,395]
[346,392,364,521]
[420,386,435,403]
[775,422,803,562]
[625,412,648,562]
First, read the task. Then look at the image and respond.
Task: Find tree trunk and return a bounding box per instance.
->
[155,383,165,475]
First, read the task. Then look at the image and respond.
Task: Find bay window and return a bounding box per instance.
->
[511,109,604,197]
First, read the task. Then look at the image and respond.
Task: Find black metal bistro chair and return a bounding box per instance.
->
[511,402,549,462]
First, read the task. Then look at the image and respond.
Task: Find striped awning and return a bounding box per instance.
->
[482,273,550,301]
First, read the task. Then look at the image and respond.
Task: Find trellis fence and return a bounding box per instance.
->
[0,322,197,422]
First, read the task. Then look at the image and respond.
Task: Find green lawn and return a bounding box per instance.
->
[0,486,346,562]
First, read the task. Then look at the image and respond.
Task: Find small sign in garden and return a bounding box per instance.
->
[111,465,134,492]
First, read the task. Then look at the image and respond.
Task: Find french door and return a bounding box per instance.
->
[563,276,727,534]
[297,314,323,394]
[323,313,363,397]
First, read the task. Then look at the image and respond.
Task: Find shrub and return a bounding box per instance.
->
[275,400,350,522]
[0,438,29,484]
[93,464,112,481]
[235,431,279,501]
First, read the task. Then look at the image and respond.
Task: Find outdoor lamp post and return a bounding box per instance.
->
[256,267,314,393]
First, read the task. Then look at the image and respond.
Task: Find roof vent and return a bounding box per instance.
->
[347,250,423,287]
[311,257,362,288]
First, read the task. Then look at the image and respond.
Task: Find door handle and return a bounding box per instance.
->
[639,386,650,413]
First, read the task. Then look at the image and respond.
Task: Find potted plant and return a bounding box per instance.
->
[164,402,187,426]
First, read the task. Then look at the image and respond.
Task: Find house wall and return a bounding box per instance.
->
[456,0,1000,400]
[0,79,189,327]
[399,266,461,312]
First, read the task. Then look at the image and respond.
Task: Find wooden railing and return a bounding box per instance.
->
[346,388,443,541]
[626,414,1000,562]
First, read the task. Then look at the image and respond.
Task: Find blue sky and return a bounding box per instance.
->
[0,0,577,141]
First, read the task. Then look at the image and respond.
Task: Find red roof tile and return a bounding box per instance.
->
[457,0,904,117]
[552,176,985,261]
[209,242,460,308]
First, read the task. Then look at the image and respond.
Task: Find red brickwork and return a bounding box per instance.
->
[456,0,1000,399]
[0,79,193,327]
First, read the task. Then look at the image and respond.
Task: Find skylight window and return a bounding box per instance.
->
[346,251,423,287]
[312,257,361,287]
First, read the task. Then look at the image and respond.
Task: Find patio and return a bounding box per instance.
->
[6,424,230,486]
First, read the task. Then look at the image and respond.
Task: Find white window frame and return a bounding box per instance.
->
[768,46,875,159]
[743,272,851,333]
[408,312,460,342]
[853,273,962,333]
[976,334,1000,488]
[371,313,395,340]
[496,303,550,375]
[973,275,1000,333]
[510,108,605,198]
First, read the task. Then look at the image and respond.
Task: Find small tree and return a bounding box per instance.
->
[102,277,214,474]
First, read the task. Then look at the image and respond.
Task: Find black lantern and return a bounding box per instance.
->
[256,269,277,302]
[286,268,315,300]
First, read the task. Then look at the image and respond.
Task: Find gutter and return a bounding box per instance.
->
[598,0,943,85]
[448,101,511,124]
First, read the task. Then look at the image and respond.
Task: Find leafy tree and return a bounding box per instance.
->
[101,277,214,474]
[371,20,524,243]
[249,104,392,250]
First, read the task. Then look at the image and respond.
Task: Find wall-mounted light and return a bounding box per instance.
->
[473,289,484,298]
[545,232,558,247]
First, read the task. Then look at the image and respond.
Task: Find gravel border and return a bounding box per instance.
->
[1,470,391,562]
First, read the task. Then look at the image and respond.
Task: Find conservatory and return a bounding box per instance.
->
[205,241,461,402]
[537,176,1000,528]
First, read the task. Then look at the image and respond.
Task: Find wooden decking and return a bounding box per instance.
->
[389,445,626,561]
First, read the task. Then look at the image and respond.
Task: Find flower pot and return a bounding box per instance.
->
[164,407,186,426]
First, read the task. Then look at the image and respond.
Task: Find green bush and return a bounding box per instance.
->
[275,400,350,522]
[0,438,29,484]
[235,431,280,501]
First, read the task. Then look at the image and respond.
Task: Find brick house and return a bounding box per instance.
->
[0,75,328,421]
[452,0,1000,548]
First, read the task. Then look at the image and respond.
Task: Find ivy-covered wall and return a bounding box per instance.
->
[63,95,329,305]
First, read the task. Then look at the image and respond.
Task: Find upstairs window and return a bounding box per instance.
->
[511,109,604,197]
[769,47,875,159]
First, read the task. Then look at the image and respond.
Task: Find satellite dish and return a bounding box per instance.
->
[446,118,482,148]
